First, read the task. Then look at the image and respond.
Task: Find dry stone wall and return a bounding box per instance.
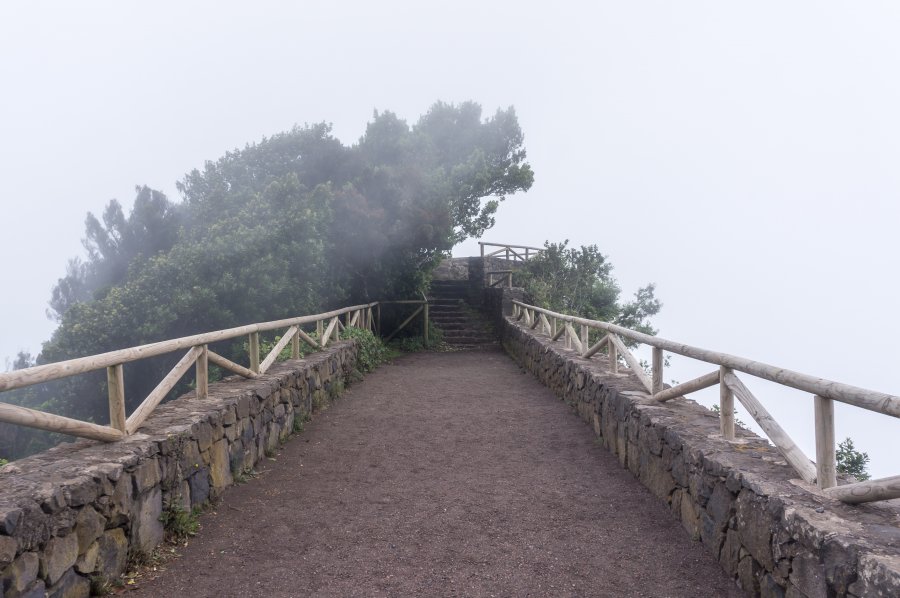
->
[500,314,900,598]
[0,341,358,598]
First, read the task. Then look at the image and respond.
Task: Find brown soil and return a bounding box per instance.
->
[128,349,744,597]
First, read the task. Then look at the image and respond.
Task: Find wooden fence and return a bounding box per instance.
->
[0,300,428,445]
[479,241,543,262]
[511,300,900,505]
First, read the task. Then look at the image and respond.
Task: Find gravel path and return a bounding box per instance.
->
[129,349,743,597]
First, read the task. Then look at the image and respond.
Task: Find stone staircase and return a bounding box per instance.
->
[428,280,498,350]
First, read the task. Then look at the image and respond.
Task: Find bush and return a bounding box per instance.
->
[340,326,388,372]
[836,437,870,480]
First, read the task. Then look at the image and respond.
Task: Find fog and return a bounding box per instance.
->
[1,2,898,476]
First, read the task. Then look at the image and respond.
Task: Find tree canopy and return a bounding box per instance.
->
[1,101,533,458]
[517,240,661,336]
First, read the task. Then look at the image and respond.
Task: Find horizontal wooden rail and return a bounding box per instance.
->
[510,300,899,503]
[0,402,123,442]
[511,301,900,417]
[0,302,378,392]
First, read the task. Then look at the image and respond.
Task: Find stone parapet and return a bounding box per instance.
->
[500,316,900,597]
[0,342,357,598]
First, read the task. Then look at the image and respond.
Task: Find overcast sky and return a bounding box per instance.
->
[1,2,898,476]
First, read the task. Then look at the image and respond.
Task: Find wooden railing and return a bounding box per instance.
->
[486,270,513,288]
[511,301,900,505]
[479,241,543,262]
[0,300,429,444]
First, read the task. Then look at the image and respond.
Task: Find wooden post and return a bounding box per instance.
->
[480,243,485,259]
[551,317,557,339]
[376,304,381,335]
[107,364,126,433]
[316,319,323,338]
[291,328,300,359]
[423,302,430,343]
[720,366,735,439]
[814,395,837,489]
[652,347,663,394]
[609,337,618,373]
[249,332,260,374]
[581,325,589,357]
[507,272,512,288]
[196,345,208,399]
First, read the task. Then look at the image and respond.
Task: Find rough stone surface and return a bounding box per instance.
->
[0,341,358,597]
[498,299,900,597]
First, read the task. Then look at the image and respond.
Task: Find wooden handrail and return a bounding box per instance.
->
[510,301,899,503]
[0,302,378,392]
[0,300,403,445]
[512,301,900,417]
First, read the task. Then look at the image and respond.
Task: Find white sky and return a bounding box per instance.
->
[1,1,898,476]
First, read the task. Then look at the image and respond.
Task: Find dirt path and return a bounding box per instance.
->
[129,350,743,597]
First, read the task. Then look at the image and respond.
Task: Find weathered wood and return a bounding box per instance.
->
[423,302,430,343]
[530,311,541,330]
[291,328,300,359]
[580,325,589,357]
[814,395,837,489]
[126,346,202,435]
[384,306,424,343]
[296,328,318,349]
[609,336,618,373]
[478,241,544,252]
[321,317,338,347]
[652,347,663,394]
[583,333,609,359]
[608,334,652,392]
[509,300,900,418]
[349,310,360,328]
[539,313,552,336]
[249,332,260,373]
[196,345,209,399]
[259,326,298,374]
[723,371,817,483]
[551,317,558,339]
[207,350,257,379]
[107,364,126,433]
[824,475,900,504]
[376,304,381,335]
[564,323,584,354]
[316,319,324,338]
[652,370,719,403]
[719,366,735,440]
[0,302,378,392]
[0,401,123,442]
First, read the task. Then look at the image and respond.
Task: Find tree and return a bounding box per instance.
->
[836,437,870,481]
[518,240,661,335]
[3,101,533,458]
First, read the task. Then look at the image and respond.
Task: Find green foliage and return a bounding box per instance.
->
[518,240,661,340]
[836,437,870,480]
[2,101,532,459]
[159,501,201,542]
[0,458,8,468]
[340,326,388,372]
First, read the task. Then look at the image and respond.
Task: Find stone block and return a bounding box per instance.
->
[735,490,774,570]
[75,505,106,554]
[45,567,89,598]
[209,439,233,490]
[95,529,126,579]
[1,552,38,595]
[0,535,16,568]
[188,471,210,507]
[194,422,214,453]
[73,540,98,574]
[789,553,826,598]
[132,488,163,553]
[738,554,761,595]
[39,533,78,586]
[680,493,701,541]
[759,573,786,598]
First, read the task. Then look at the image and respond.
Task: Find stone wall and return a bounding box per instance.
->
[0,342,358,598]
[500,313,900,597]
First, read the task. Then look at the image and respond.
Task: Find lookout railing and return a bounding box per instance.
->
[480,241,543,288]
[0,299,428,445]
[511,300,900,505]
